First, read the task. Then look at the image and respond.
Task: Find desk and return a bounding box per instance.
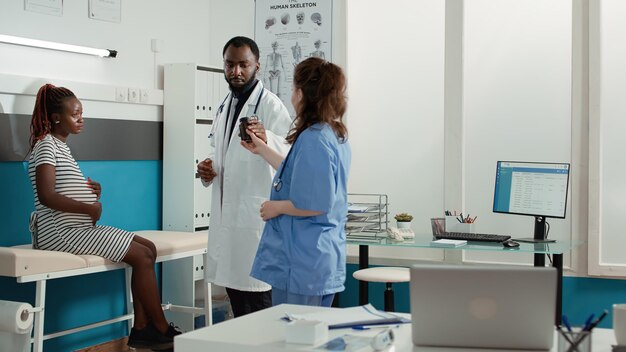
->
[347,234,583,324]
[175,304,616,352]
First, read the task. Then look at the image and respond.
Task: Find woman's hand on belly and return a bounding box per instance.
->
[87,177,102,200]
[88,201,102,225]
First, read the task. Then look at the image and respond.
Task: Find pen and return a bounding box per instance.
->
[352,324,400,330]
[562,315,573,332]
[585,309,608,331]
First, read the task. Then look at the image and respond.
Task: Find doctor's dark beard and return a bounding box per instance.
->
[225,73,258,96]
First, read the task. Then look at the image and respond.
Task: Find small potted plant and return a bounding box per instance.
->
[394,213,413,229]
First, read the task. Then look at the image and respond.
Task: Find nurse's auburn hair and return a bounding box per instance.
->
[287,57,347,144]
[29,84,76,150]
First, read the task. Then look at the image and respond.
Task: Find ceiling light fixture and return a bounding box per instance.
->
[0,34,117,58]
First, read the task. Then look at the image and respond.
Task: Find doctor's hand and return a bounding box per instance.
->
[260,200,282,221]
[197,158,217,183]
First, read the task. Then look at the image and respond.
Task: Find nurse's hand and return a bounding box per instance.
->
[260,201,281,221]
[240,128,267,155]
[197,158,217,183]
[247,120,267,144]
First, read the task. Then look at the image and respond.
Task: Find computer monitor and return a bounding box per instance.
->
[493,161,570,243]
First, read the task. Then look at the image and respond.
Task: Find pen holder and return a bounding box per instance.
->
[445,216,473,233]
[558,329,591,352]
[430,218,445,236]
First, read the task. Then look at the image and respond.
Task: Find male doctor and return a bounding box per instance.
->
[197,36,292,317]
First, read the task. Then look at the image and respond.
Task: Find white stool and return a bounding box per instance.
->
[352,267,410,312]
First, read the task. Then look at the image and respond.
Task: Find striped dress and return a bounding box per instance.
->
[28,135,134,262]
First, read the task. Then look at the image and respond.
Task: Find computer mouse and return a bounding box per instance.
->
[502,239,520,248]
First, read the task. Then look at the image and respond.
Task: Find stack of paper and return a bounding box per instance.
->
[283,304,409,329]
[430,239,467,247]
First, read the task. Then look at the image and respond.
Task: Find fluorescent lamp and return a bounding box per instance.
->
[0,34,117,58]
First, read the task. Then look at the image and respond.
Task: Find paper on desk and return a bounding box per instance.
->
[285,304,409,329]
[347,205,369,213]
[347,204,382,213]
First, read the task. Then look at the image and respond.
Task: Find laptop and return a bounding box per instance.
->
[410,264,556,350]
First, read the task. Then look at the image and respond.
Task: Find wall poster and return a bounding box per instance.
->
[255,0,333,116]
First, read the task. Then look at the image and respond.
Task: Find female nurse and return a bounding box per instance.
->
[241,57,351,307]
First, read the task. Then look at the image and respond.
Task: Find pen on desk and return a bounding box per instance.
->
[352,324,400,331]
[472,216,478,223]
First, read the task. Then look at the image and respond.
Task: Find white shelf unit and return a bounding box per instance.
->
[163,63,228,232]
[162,63,229,331]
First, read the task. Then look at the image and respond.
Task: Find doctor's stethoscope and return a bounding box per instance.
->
[208,88,264,139]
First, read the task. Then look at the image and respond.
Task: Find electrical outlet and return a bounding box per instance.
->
[115,87,127,102]
[128,88,139,103]
[140,89,149,103]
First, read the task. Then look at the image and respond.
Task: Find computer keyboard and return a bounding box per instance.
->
[435,232,511,243]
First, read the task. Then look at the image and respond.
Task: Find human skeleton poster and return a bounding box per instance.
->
[255,0,333,116]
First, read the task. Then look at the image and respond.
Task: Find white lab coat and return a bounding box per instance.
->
[204,81,292,291]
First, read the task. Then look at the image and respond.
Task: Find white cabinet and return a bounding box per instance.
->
[162,63,228,331]
[163,64,227,231]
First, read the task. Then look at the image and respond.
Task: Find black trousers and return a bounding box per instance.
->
[225,287,272,318]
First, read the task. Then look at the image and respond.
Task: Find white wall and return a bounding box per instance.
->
[346,0,446,262]
[208,0,256,68]
[0,0,212,89]
[462,0,573,265]
[588,0,626,276]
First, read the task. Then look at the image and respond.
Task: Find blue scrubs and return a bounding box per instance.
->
[251,123,351,302]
